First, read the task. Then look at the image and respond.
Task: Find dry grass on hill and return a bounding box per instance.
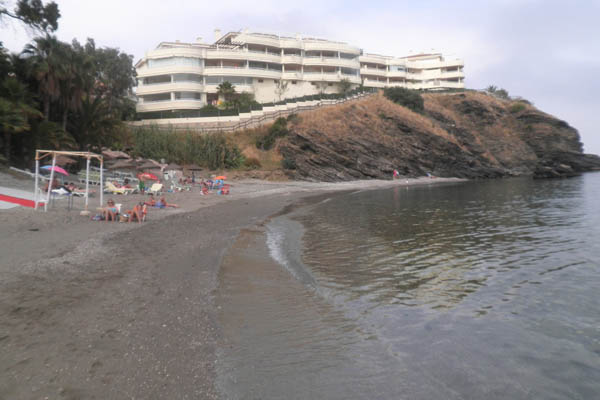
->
[293,93,463,149]
[423,92,539,166]
[229,126,283,171]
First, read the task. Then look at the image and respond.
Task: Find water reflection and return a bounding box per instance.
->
[297,177,591,311]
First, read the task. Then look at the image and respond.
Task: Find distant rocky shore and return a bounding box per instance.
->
[279,92,600,181]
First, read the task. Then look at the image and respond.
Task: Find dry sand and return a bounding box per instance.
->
[0,173,463,399]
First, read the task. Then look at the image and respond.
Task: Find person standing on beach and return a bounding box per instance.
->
[393,169,400,180]
[138,179,145,194]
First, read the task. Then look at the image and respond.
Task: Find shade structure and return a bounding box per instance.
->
[102,149,131,160]
[55,154,77,166]
[166,163,182,170]
[41,165,69,176]
[107,159,137,170]
[137,161,161,171]
[215,175,227,180]
[184,164,202,171]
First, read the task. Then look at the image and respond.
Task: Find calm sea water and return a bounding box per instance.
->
[218,174,600,399]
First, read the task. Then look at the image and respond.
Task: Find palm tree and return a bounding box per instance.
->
[0,77,42,163]
[216,81,235,103]
[58,43,94,131]
[22,35,66,121]
[69,95,120,150]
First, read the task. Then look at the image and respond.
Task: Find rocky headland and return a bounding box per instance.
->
[278,91,600,181]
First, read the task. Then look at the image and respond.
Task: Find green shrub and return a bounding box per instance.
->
[256,117,289,150]
[132,126,243,169]
[383,87,424,113]
[509,102,526,113]
[282,157,296,170]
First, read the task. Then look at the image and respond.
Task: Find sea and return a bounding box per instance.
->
[217,173,600,399]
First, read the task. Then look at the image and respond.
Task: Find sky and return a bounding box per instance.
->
[2,0,599,154]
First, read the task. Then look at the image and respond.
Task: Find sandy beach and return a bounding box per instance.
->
[0,172,463,399]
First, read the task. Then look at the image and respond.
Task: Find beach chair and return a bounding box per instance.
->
[105,181,136,195]
[149,183,163,195]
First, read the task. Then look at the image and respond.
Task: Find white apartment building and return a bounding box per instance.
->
[135,30,464,118]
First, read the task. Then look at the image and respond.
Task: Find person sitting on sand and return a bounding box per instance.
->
[159,196,179,208]
[126,202,146,223]
[200,181,209,195]
[43,177,60,192]
[103,199,119,222]
[144,193,156,206]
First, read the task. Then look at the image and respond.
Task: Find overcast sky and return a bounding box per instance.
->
[2,0,599,154]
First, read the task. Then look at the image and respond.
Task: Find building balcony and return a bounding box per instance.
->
[233,34,283,48]
[440,70,465,79]
[137,99,205,112]
[137,65,203,78]
[302,72,343,82]
[359,56,392,67]
[145,47,203,59]
[205,49,282,63]
[136,81,204,95]
[282,71,303,80]
[387,81,406,88]
[281,55,303,64]
[406,58,464,69]
[339,75,361,84]
[203,66,282,79]
[204,84,254,93]
[303,41,360,55]
[405,80,464,90]
[362,79,386,88]
[303,57,359,68]
[387,70,407,78]
[360,67,387,76]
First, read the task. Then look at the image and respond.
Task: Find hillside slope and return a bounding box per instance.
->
[278,92,600,181]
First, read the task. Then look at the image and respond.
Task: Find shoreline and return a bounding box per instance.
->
[0,175,465,399]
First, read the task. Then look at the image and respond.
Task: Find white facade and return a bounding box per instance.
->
[360,53,464,90]
[135,31,464,117]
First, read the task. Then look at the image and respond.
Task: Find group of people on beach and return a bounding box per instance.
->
[99,194,179,223]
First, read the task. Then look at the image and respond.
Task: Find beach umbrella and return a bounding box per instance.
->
[138,172,158,181]
[215,175,227,180]
[42,165,69,176]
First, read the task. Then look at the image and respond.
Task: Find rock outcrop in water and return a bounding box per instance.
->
[278,92,600,181]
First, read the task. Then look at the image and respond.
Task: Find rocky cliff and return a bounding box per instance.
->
[278,92,600,181]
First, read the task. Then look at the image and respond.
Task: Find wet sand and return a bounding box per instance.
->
[0,175,463,399]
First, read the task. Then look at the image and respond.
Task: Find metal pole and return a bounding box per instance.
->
[85,157,90,210]
[99,158,104,208]
[34,154,39,210]
[44,153,56,212]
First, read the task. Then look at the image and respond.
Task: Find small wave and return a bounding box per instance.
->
[266,218,317,288]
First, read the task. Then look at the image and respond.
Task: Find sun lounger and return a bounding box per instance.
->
[148,183,163,195]
[105,181,136,195]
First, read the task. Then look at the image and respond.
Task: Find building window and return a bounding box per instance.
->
[328,83,333,86]
[258,79,264,83]
[292,80,297,84]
